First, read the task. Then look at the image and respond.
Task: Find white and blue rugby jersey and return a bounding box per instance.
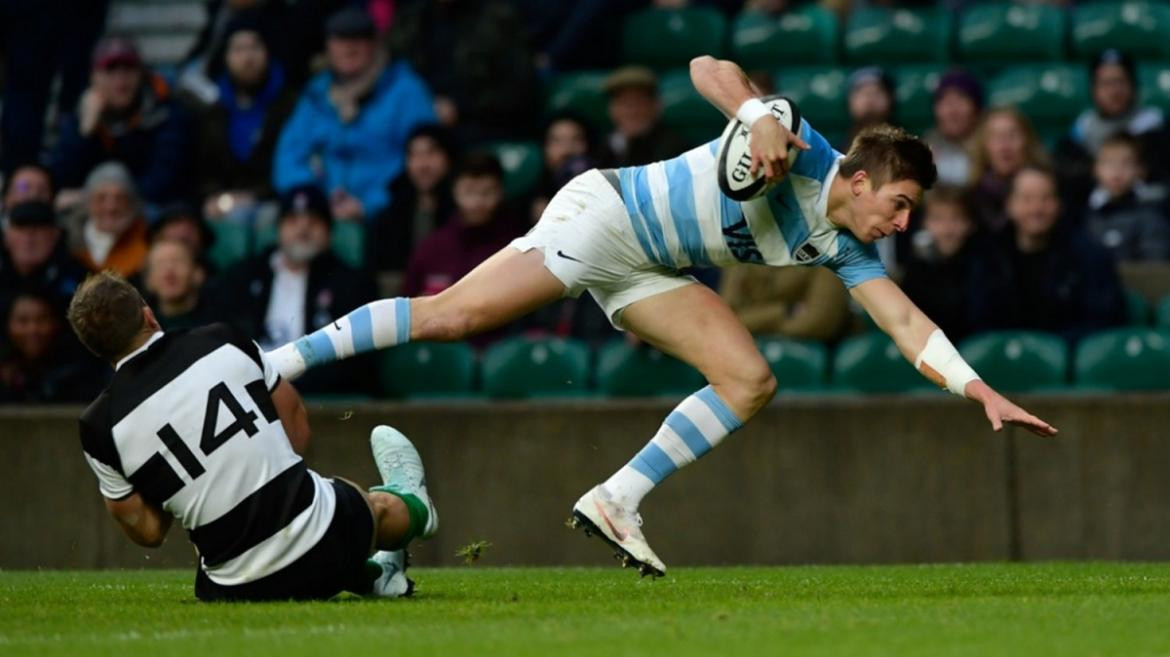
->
[614,120,886,288]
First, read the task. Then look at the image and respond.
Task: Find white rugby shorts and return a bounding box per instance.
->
[510,169,695,328]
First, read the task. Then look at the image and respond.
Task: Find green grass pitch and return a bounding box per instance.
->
[3,563,1170,657]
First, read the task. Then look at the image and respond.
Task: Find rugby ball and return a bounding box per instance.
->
[716,95,802,201]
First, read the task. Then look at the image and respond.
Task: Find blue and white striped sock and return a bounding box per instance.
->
[603,385,743,508]
[265,298,412,380]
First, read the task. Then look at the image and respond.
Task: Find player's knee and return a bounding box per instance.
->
[714,361,776,416]
[369,491,405,527]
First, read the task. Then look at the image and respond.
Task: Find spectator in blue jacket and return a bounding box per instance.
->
[273,7,437,224]
[51,36,193,211]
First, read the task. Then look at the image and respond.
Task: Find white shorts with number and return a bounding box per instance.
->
[510,169,695,328]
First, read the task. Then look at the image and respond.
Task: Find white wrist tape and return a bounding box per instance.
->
[914,329,980,396]
[736,98,770,128]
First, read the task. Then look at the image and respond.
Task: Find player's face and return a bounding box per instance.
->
[327,37,375,79]
[3,167,52,210]
[88,182,135,235]
[454,175,503,227]
[94,65,142,112]
[1094,144,1141,198]
[934,89,979,141]
[1007,170,1060,241]
[3,224,59,273]
[609,88,659,138]
[1094,64,1134,118]
[544,119,588,171]
[851,176,922,243]
[7,296,58,361]
[923,200,973,258]
[226,30,268,89]
[406,136,450,193]
[146,241,200,303]
[984,113,1026,177]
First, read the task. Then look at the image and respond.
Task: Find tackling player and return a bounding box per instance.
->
[69,272,438,601]
[267,56,1057,577]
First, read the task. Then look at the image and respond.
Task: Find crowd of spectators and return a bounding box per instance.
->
[0,0,1165,402]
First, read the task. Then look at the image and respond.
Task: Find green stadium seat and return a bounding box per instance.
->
[544,70,611,129]
[207,221,250,270]
[730,7,839,68]
[1126,289,1150,326]
[622,8,727,70]
[1138,62,1170,113]
[596,340,705,397]
[1157,296,1170,329]
[843,8,951,65]
[756,337,827,392]
[486,141,542,200]
[988,65,1089,125]
[831,332,937,393]
[959,331,1068,393]
[254,220,277,254]
[893,65,946,134]
[331,220,364,269]
[1074,328,1170,391]
[774,67,850,133]
[957,4,1066,63]
[1072,1,1170,60]
[481,337,591,398]
[380,342,476,399]
[659,69,727,146]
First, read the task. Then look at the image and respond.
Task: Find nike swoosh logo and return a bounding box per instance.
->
[556,250,585,264]
[594,500,627,542]
[332,321,342,331]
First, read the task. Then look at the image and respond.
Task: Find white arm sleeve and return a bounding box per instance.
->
[914,329,980,396]
[83,453,134,500]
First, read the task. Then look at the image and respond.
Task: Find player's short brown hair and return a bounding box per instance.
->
[67,271,148,362]
[840,125,938,192]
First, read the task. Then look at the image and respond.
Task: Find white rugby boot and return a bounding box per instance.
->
[370,425,439,539]
[570,484,666,578]
[368,549,413,598]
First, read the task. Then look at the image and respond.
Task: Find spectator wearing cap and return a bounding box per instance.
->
[65,162,149,277]
[149,204,217,272]
[968,166,1126,345]
[274,7,437,224]
[368,124,458,275]
[143,239,213,332]
[600,66,689,167]
[390,0,538,143]
[214,184,378,394]
[923,70,984,187]
[196,16,298,225]
[51,35,193,209]
[0,287,106,404]
[842,66,895,151]
[2,164,54,219]
[0,201,86,320]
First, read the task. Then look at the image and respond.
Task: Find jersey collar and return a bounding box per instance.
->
[815,156,844,221]
[115,331,165,371]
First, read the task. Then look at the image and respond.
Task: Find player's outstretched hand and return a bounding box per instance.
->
[749,116,810,182]
[973,385,1058,437]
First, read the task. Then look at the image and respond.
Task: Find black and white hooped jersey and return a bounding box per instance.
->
[79,324,337,586]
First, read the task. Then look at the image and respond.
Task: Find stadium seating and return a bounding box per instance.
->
[892,64,947,134]
[987,64,1088,126]
[729,6,839,68]
[659,69,727,146]
[959,331,1068,393]
[843,8,951,65]
[543,70,611,129]
[1157,296,1170,329]
[1071,1,1170,60]
[481,337,591,398]
[1138,62,1170,112]
[957,4,1066,63]
[756,337,827,392]
[622,7,727,70]
[1125,289,1150,325]
[485,141,543,201]
[831,332,938,393]
[596,340,705,397]
[207,221,251,272]
[380,342,477,399]
[1074,328,1170,391]
[331,220,365,269]
[773,67,850,134]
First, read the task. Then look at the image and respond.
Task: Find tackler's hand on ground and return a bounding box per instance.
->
[749,116,810,182]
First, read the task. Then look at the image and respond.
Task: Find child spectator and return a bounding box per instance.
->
[901,187,980,342]
[1084,133,1170,262]
[143,239,212,331]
